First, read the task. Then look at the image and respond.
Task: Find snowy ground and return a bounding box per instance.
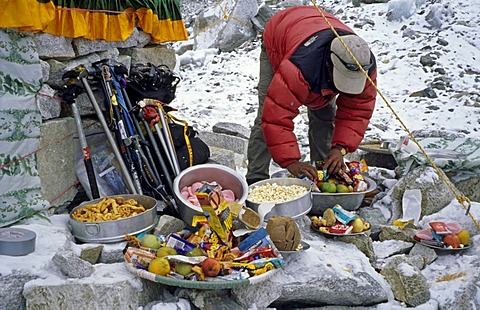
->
[3,1,480,309]
[172,0,480,161]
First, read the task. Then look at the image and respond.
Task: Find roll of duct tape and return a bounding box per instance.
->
[0,227,36,256]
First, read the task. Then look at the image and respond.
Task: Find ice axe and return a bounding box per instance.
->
[59,76,100,199]
[64,65,138,194]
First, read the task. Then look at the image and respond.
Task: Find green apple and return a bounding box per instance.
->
[175,262,193,276]
[140,234,162,249]
[157,246,178,258]
[186,247,205,257]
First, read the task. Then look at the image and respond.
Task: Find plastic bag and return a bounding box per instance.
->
[400,189,422,226]
[74,131,128,200]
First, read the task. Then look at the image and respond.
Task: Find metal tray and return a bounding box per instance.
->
[310,176,377,214]
[279,240,310,255]
[311,224,371,237]
[246,178,313,221]
[415,240,473,253]
[125,261,280,289]
[69,194,159,243]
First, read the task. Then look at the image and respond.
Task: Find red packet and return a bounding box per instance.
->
[429,221,452,235]
[328,224,352,234]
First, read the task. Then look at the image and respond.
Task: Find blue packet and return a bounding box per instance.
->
[333,205,357,225]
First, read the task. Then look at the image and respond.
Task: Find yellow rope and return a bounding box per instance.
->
[310,1,478,229]
[166,112,194,167]
[152,101,194,168]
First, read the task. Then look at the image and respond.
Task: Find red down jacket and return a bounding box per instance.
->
[261,6,377,168]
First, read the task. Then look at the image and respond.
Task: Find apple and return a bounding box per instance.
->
[186,247,205,257]
[201,257,221,277]
[140,234,162,249]
[175,262,194,276]
[157,246,178,258]
[350,217,364,233]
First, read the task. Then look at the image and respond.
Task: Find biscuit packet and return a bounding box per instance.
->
[201,191,234,246]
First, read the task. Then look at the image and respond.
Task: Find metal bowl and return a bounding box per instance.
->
[172,164,249,225]
[69,194,158,243]
[310,176,377,215]
[246,178,313,221]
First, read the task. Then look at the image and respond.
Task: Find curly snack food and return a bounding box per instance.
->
[71,196,146,222]
[248,183,308,204]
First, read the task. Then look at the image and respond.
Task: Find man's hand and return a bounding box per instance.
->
[323,149,346,175]
[286,161,318,181]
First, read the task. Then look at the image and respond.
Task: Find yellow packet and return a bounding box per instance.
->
[201,205,231,245]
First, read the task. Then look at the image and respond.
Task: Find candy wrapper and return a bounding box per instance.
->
[166,233,197,255]
[333,205,357,225]
[336,169,353,185]
[201,191,234,246]
[347,161,368,192]
[194,182,221,206]
[329,224,353,234]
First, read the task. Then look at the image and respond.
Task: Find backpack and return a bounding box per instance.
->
[163,114,210,171]
[126,63,180,104]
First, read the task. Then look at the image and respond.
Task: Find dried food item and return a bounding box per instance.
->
[248,183,308,204]
[266,216,301,251]
[71,196,145,222]
[240,207,261,229]
[323,208,336,227]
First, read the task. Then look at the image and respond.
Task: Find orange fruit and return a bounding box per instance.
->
[148,257,170,276]
[443,234,461,248]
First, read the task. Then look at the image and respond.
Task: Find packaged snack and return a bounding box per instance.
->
[166,233,197,255]
[429,222,452,235]
[336,169,353,185]
[235,227,268,254]
[234,247,275,262]
[346,161,368,192]
[317,170,329,182]
[353,180,368,192]
[208,190,223,211]
[359,159,369,172]
[329,224,353,234]
[333,205,357,225]
[124,247,156,270]
[201,205,232,245]
[195,182,221,205]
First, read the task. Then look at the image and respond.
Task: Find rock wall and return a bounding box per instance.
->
[35,30,177,208]
[34,0,263,209]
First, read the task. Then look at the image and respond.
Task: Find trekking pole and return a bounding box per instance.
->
[98,64,143,194]
[139,100,181,176]
[126,134,177,211]
[59,80,100,199]
[110,65,163,187]
[140,103,178,177]
[111,71,179,210]
[157,105,181,176]
[136,106,175,194]
[108,64,178,201]
[78,69,138,194]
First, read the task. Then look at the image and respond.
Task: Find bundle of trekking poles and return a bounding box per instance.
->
[59,59,190,211]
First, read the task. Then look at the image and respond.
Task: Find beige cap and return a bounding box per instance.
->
[330,35,372,95]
